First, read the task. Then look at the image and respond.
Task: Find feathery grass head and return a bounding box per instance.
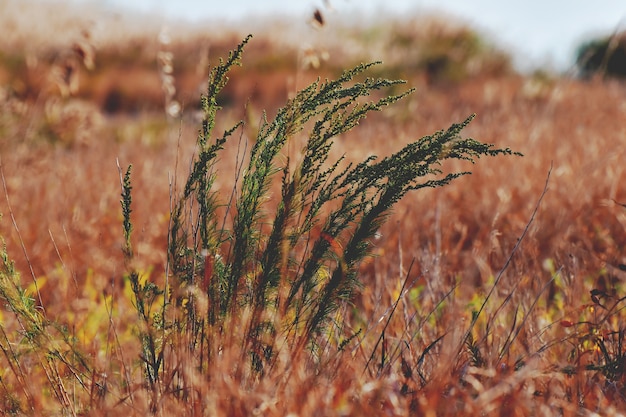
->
[160,36,521,378]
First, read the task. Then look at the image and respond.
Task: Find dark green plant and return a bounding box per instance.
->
[156,34,520,377]
[118,163,164,393]
[576,32,626,79]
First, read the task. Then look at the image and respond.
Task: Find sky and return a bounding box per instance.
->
[76,0,626,71]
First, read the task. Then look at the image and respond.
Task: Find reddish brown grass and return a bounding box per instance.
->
[1,2,626,415]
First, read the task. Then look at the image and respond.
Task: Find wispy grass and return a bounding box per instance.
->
[110,35,520,408]
[2,12,626,416]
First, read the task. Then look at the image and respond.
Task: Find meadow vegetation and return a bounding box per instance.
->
[1,1,626,416]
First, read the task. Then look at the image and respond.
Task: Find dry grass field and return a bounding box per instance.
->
[1,1,626,416]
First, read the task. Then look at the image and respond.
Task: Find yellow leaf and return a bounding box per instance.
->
[25,276,47,297]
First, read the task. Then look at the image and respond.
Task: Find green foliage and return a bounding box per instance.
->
[118,162,165,388]
[159,34,519,376]
[0,227,91,415]
[576,32,626,79]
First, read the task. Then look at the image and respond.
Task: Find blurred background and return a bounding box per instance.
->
[2,0,626,135]
[68,0,626,71]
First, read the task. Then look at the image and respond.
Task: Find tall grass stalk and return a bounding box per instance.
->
[152,34,520,383]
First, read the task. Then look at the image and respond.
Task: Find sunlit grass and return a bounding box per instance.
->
[1,3,626,416]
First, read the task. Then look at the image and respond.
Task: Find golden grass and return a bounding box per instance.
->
[1,2,626,415]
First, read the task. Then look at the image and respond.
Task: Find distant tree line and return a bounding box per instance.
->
[576,31,626,79]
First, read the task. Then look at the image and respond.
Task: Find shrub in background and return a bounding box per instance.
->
[576,32,626,79]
